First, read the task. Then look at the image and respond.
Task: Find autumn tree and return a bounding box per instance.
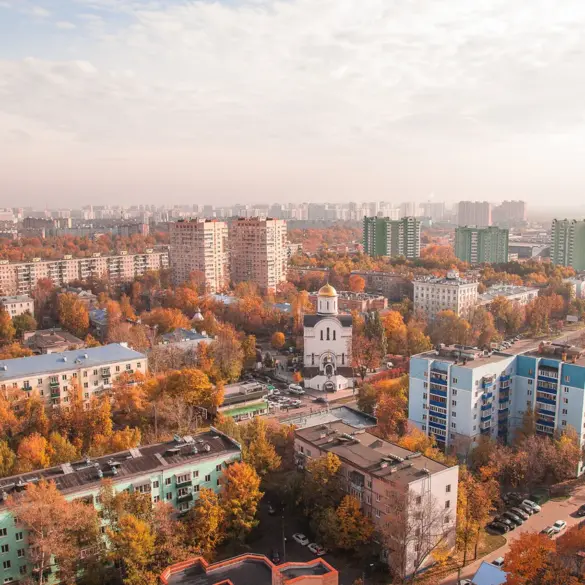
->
[48,431,80,465]
[241,334,258,366]
[332,495,374,550]
[211,324,245,382]
[357,383,377,414]
[469,307,499,347]
[427,310,471,346]
[57,293,90,337]
[302,452,343,513]
[0,308,15,344]
[141,307,190,334]
[352,332,383,379]
[151,503,190,572]
[16,432,52,472]
[0,342,33,360]
[220,461,263,541]
[163,368,223,412]
[271,331,286,350]
[383,310,408,355]
[0,440,15,477]
[242,417,281,476]
[7,481,100,585]
[12,311,37,338]
[185,487,226,556]
[348,274,366,293]
[406,319,432,356]
[374,377,409,438]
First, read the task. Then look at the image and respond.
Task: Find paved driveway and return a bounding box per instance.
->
[440,484,585,584]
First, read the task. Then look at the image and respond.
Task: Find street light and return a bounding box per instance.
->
[362,562,374,585]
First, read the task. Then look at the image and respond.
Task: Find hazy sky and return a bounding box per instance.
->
[2,0,585,207]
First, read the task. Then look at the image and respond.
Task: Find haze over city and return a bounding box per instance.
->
[2,0,585,207]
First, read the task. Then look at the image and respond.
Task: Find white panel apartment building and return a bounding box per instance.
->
[0,295,34,317]
[295,421,458,576]
[0,250,169,296]
[169,219,229,293]
[0,343,147,409]
[409,343,585,474]
[229,218,288,291]
[413,270,479,320]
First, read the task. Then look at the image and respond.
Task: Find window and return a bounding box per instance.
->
[375,509,380,518]
[19,567,27,576]
[445,500,450,509]
[423,393,427,400]
[152,480,159,489]
[562,420,567,426]
[0,528,6,537]
[62,374,67,380]
[564,398,569,404]
[376,493,381,502]
[446,484,451,493]
[194,470,199,478]
[562,409,568,415]
[116,366,120,372]
[126,364,131,370]
[528,379,533,385]
[452,377,458,384]
[216,464,222,472]
[416,496,422,505]
[165,478,172,486]
[176,473,191,484]
[452,411,456,417]
[422,414,426,420]
[153,495,160,503]
[193,484,200,493]
[166,493,173,500]
[16,550,24,559]
[14,533,22,542]
[451,422,456,429]
[83,371,88,377]
[1,544,8,553]
[73,373,77,378]
[84,382,88,388]
[565,375,570,382]
[3,561,10,570]
[320,331,323,341]
[93,381,98,387]
[452,389,457,396]
[205,474,211,482]
[137,362,141,369]
[422,425,426,431]
[423,382,428,389]
[333,330,336,340]
[473,425,477,431]
[177,487,190,497]
[451,400,456,406]
[37,378,42,385]
[528,369,533,375]
[527,389,532,396]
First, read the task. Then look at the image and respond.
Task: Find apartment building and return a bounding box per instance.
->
[0,295,34,318]
[23,329,84,355]
[454,226,509,264]
[229,218,287,291]
[551,219,585,271]
[350,270,414,301]
[0,430,242,584]
[478,285,539,307]
[295,421,458,576]
[161,555,338,585]
[0,250,169,296]
[363,217,421,259]
[0,343,146,409]
[169,219,229,293]
[456,201,492,227]
[413,270,479,320]
[409,342,585,471]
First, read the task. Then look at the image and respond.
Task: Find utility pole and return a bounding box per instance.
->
[281,514,286,562]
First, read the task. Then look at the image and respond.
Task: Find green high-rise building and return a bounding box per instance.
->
[363,216,420,259]
[551,219,585,271]
[455,226,509,264]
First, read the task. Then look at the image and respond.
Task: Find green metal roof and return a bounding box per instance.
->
[223,403,268,418]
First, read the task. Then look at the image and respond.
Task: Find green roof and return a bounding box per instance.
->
[223,403,268,418]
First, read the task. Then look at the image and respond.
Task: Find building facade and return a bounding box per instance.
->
[413,270,478,320]
[0,250,168,297]
[363,217,421,259]
[308,291,387,313]
[350,270,414,301]
[0,431,241,584]
[303,284,353,391]
[294,421,458,576]
[409,343,585,472]
[0,296,34,318]
[169,219,229,292]
[456,201,492,227]
[229,218,288,291]
[0,343,146,409]
[478,285,539,307]
[551,219,585,271]
[454,227,509,264]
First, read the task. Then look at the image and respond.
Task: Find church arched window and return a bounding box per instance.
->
[311,353,315,365]
[333,330,336,340]
[327,301,330,310]
[326,327,330,341]
[320,330,323,341]
[342,352,345,365]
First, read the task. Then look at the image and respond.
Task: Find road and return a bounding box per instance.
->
[440,483,585,584]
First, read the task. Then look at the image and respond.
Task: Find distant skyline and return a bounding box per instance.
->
[2,1,585,207]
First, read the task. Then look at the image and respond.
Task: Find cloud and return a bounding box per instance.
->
[55,21,77,30]
[25,5,50,18]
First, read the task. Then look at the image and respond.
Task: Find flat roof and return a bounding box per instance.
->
[282,404,377,430]
[0,343,146,381]
[0,295,33,303]
[416,347,513,369]
[478,285,539,303]
[0,430,240,505]
[296,421,451,486]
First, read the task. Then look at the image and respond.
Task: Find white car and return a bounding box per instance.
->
[269,389,281,396]
[288,384,305,395]
[552,520,567,533]
[292,533,309,546]
[458,580,472,585]
[308,543,327,556]
[521,499,541,513]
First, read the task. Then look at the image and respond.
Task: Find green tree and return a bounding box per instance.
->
[48,432,80,465]
[357,383,377,414]
[12,311,37,338]
[302,452,343,512]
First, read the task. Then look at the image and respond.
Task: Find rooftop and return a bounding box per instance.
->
[282,404,377,430]
[0,295,33,304]
[310,290,385,300]
[416,345,514,369]
[161,555,336,585]
[0,429,240,505]
[0,343,145,380]
[23,328,84,349]
[471,561,507,585]
[522,341,585,366]
[414,270,477,286]
[160,328,213,344]
[296,421,451,486]
[478,284,539,303]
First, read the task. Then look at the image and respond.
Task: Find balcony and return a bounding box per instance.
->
[51,389,60,397]
[430,376,447,386]
[175,478,192,488]
[500,374,511,382]
[481,413,492,423]
[429,399,446,408]
[429,419,446,430]
[429,388,447,399]
[537,372,558,383]
[536,418,555,428]
[49,380,60,388]
[536,385,557,395]
[22,385,32,392]
[481,403,492,411]
[177,492,193,503]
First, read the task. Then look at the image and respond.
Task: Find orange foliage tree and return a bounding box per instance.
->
[348,274,366,293]
[57,293,89,337]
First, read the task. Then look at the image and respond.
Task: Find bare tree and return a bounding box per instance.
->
[382,489,455,584]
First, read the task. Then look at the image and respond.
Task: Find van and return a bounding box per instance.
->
[492,557,505,568]
[288,384,305,395]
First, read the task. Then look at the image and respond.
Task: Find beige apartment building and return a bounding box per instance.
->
[169,219,229,293]
[295,421,458,577]
[0,250,169,296]
[230,218,287,291]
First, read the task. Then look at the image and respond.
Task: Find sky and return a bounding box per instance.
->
[1,0,585,208]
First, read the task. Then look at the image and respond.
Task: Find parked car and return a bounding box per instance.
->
[576,504,585,517]
[502,511,523,526]
[552,520,567,534]
[269,389,281,396]
[522,499,541,513]
[486,521,509,534]
[458,580,473,585]
[270,549,281,564]
[292,533,309,546]
[288,384,305,395]
[267,504,276,515]
[492,557,505,568]
[308,543,327,556]
[510,507,530,520]
[517,503,535,516]
[495,516,515,530]
[541,527,555,538]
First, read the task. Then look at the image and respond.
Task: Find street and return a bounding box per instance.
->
[440,483,585,584]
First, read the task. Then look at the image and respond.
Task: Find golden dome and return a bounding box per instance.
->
[318,283,337,297]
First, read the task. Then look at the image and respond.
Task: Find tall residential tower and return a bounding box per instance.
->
[363,216,421,259]
[455,226,509,264]
[551,219,585,271]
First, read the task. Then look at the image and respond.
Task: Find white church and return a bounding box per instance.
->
[303,283,354,392]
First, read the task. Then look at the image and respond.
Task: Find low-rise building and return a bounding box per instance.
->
[294,421,458,576]
[308,290,388,313]
[23,328,84,354]
[413,270,479,319]
[218,381,269,422]
[564,276,585,300]
[158,328,214,350]
[0,295,34,318]
[478,284,539,307]
[0,343,146,408]
[350,270,414,301]
[64,287,98,308]
[0,431,241,584]
[160,554,338,585]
